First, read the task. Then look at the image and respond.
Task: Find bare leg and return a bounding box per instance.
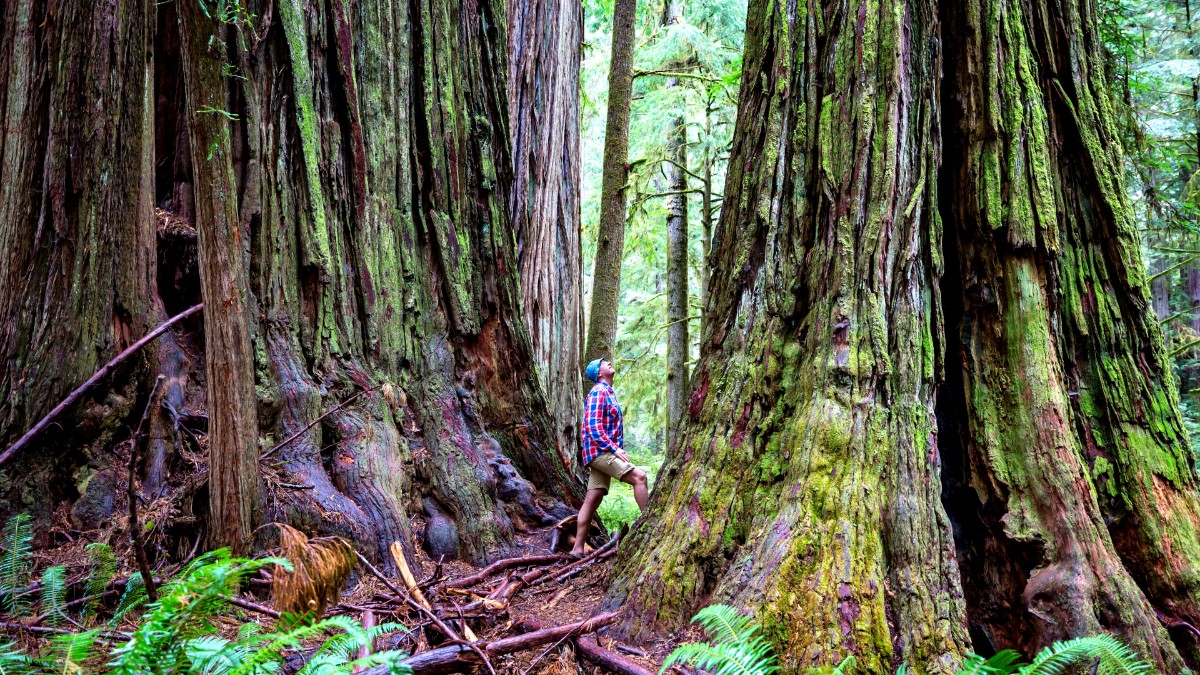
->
[621,469,649,511]
[572,488,606,556]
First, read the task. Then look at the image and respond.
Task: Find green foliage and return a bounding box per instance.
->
[667,606,1153,675]
[0,537,407,675]
[0,514,32,617]
[37,566,66,627]
[661,604,777,675]
[83,543,116,621]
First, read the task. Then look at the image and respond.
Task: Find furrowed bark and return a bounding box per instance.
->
[607,1,969,671]
[583,0,638,365]
[178,3,262,554]
[508,0,587,479]
[940,0,1200,667]
[1,0,582,565]
[0,0,158,519]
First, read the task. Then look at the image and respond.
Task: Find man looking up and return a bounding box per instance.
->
[573,358,649,558]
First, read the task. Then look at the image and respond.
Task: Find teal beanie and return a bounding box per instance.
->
[585,358,605,383]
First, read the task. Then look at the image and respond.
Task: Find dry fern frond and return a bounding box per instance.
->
[270,523,355,619]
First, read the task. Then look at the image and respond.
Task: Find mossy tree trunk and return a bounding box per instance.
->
[663,0,690,452]
[1,0,583,566]
[608,0,1200,672]
[508,0,586,477]
[940,0,1200,667]
[606,0,968,671]
[178,2,262,554]
[0,0,161,521]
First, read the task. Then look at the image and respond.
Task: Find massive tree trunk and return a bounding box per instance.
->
[0,0,583,566]
[508,0,586,477]
[608,0,1200,672]
[0,0,160,522]
[940,0,1200,666]
[606,0,968,671]
[583,0,638,364]
[663,0,690,451]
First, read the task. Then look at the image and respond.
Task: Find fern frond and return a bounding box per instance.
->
[186,635,250,675]
[110,574,147,625]
[48,628,101,675]
[958,651,1023,675]
[0,641,35,675]
[0,514,33,617]
[230,614,366,675]
[1020,635,1153,675]
[39,566,67,627]
[662,641,777,675]
[690,604,761,646]
[83,543,116,620]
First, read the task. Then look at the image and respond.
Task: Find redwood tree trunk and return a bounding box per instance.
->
[583,0,637,365]
[178,3,262,554]
[940,0,1200,666]
[606,1,969,671]
[0,0,583,567]
[0,0,159,520]
[508,0,586,478]
[608,0,1200,671]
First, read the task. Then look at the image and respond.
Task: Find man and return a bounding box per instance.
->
[573,357,649,557]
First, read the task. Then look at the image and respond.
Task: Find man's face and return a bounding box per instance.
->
[600,359,616,380]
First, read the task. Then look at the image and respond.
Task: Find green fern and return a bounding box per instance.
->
[661,604,777,675]
[38,566,67,627]
[1017,635,1153,675]
[0,514,33,616]
[0,641,35,675]
[47,629,102,675]
[83,543,116,620]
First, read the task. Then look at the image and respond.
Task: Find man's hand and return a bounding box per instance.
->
[615,450,631,463]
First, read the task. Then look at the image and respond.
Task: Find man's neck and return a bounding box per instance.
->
[599,376,614,387]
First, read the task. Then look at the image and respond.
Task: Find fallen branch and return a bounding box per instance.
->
[533,533,618,587]
[260,385,380,461]
[443,554,567,589]
[0,303,203,469]
[575,636,656,675]
[520,616,653,675]
[359,613,619,675]
[226,594,281,618]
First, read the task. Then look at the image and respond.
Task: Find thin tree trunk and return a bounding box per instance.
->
[699,102,714,321]
[607,1,969,671]
[178,4,262,553]
[663,0,689,451]
[508,0,586,479]
[583,0,638,364]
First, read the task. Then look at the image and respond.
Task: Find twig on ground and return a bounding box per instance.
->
[226,594,281,618]
[129,375,164,602]
[442,553,567,589]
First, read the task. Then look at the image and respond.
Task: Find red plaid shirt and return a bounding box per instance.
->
[581,382,623,465]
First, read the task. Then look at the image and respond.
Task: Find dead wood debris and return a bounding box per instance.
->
[1,524,689,675]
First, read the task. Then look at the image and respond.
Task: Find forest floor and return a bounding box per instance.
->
[5,518,701,675]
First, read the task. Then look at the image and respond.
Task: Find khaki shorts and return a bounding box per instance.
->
[587,452,636,493]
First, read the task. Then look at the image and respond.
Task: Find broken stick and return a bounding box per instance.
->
[0,303,203,469]
[359,612,619,675]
